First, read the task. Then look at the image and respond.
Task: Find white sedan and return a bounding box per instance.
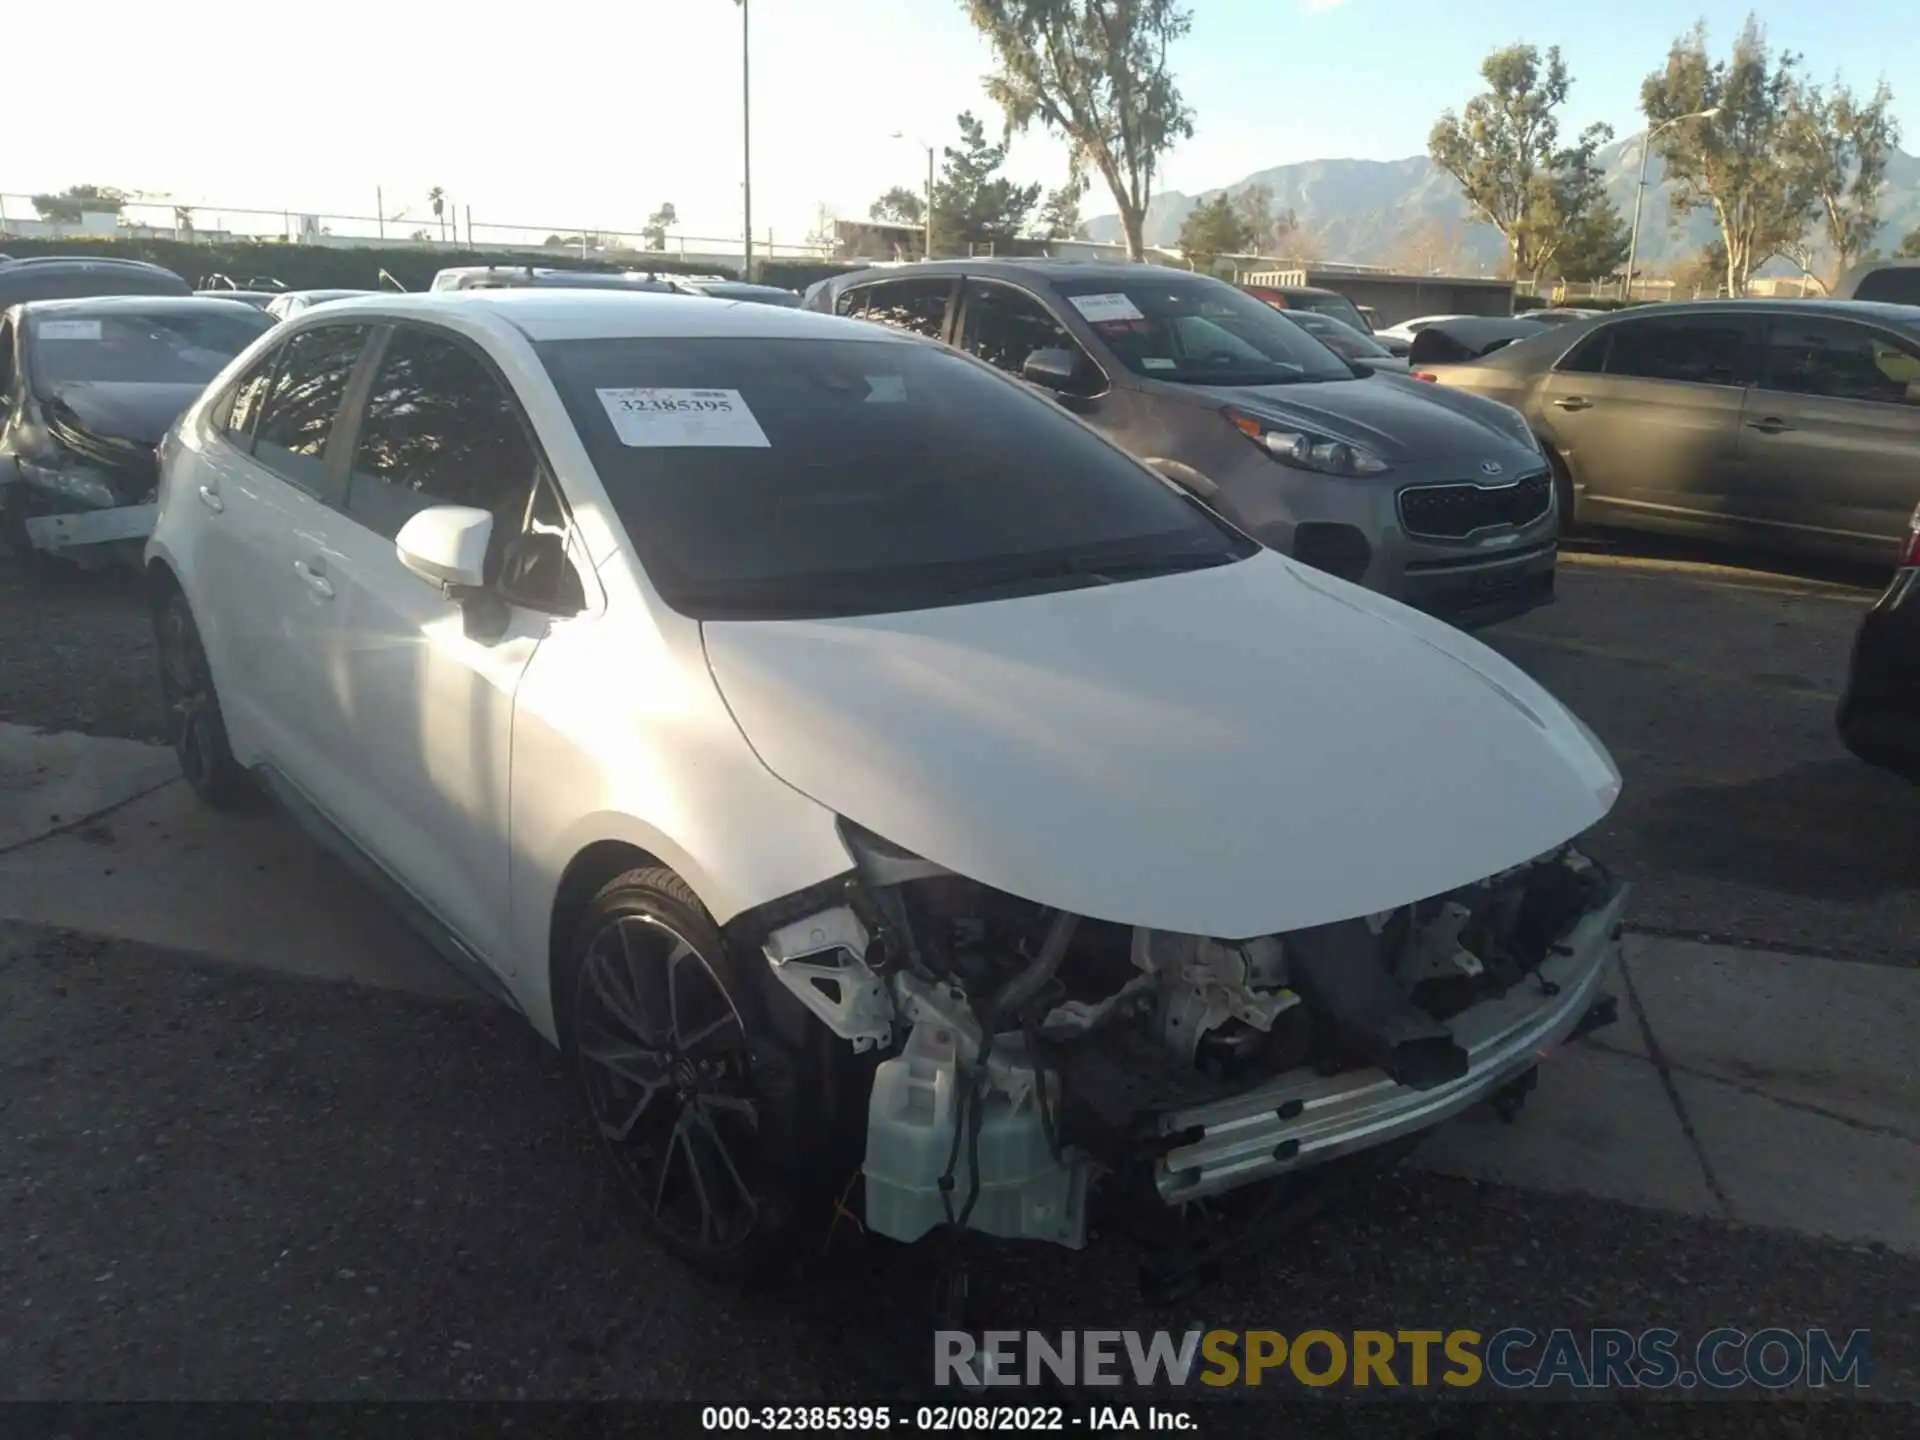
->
[1372,314,1473,348]
[146,290,1627,1276]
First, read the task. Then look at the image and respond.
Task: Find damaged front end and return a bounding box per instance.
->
[742,822,1627,1252]
[0,396,164,566]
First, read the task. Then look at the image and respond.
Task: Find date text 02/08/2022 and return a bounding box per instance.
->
[700,1405,1195,1433]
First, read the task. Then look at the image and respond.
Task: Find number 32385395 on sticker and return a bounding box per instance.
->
[595,386,771,448]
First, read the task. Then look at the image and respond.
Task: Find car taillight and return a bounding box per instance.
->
[1411,371,1438,382]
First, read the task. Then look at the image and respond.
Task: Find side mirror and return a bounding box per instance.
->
[395,504,493,590]
[1021,347,1080,391]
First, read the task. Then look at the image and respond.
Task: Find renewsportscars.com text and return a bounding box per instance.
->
[935,1327,1871,1391]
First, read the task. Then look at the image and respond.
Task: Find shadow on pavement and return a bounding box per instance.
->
[1634,758,1919,903]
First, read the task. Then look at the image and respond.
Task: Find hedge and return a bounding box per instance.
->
[0,235,851,295]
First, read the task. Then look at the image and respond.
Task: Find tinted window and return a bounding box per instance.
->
[26,306,271,387]
[537,335,1253,620]
[344,327,541,546]
[1278,310,1391,360]
[1852,269,1920,306]
[1289,292,1372,333]
[833,287,867,318]
[962,282,1102,393]
[251,324,368,489]
[220,348,281,444]
[1054,275,1353,385]
[853,279,951,338]
[1556,328,1611,374]
[1605,317,1755,386]
[1759,317,1920,405]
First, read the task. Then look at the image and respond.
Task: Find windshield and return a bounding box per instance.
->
[28,307,273,388]
[1280,310,1393,359]
[1291,292,1373,334]
[1054,276,1355,386]
[539,335,1254,620]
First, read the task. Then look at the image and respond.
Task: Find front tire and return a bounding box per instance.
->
[154,588,252,809]
[558,867,825,1278]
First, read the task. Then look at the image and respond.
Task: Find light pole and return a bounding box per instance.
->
[891,131,935,260]
[1624,106,1720,300]
[734,0,752,282]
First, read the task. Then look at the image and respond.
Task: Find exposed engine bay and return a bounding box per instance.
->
[757,822,1627,1251]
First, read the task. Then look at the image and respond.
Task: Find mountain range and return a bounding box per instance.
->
[1082,137,1920,277]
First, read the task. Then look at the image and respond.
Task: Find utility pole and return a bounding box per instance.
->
[925,142,935,261]
[736,0,753,283]
[377,187,385,240]
[1624,106,1721,301]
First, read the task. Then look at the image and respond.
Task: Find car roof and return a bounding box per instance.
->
[823,258,1230,289]
[294,288,911,344]
[12,294,272,318]
[0,255,179,275]
[1582,297,1920,329]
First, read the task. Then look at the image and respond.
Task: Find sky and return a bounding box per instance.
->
[6,0,1913,248]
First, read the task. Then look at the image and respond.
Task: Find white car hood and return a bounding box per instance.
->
[701,553,1620,939]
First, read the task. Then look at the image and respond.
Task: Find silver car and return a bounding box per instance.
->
[806,260,1559,628]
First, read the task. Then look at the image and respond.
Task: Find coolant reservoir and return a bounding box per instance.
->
[862,1019,1088,1248]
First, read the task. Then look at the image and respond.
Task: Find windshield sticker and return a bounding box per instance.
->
[1067,292,1145,324]
[37,319,102,341]
[595,387,770,448]
[1140,357,1176,370]
[864,374,907,404]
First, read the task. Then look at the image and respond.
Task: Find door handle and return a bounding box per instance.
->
[1552,396,1592,412]
[293,559,334,600]
[1747,417,1793,434]
[196,484,224,513]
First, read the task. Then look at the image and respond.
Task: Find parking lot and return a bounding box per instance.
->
[1,540,1916,1409]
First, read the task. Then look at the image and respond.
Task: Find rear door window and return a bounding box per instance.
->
[849,278,954,339]
[1604,315,1760,387]
[1757,316,1920,406]
[249,324,371,491]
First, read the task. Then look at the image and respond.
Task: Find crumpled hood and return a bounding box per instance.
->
[42,382,205,446]
[1185,372,1533,466]
[702,553,1620,939]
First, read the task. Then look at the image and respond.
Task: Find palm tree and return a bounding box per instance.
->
[428,186,446,243]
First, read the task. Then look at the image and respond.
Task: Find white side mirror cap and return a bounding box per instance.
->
[395,505,493,590]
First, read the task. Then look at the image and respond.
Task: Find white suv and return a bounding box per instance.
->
[148,290,1628,1278]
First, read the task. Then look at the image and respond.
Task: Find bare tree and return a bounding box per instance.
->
[963,0,1195,260]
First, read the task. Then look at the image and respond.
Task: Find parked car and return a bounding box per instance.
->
[1522,308,1602,326]
[805,260,1560,628]
[1408,317,1554,371]
[266,289,376,320]
[0,297,274,568]
[670,279,803,308]
[1833,259,1920,307]
[0,255,189,306]
[1269,307,1410,374]
[1239,284,1375,336]
[1420,299,1920,560]
[1374,314,1472,351]
[430,265,683,294]
[146,288,1627,1276]
[1837,502,1920,783]
[197,275,288,309]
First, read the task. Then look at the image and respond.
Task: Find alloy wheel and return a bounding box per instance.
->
[573,914,764,1256]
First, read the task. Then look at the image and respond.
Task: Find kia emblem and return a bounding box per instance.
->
[1480,460,1504,476]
